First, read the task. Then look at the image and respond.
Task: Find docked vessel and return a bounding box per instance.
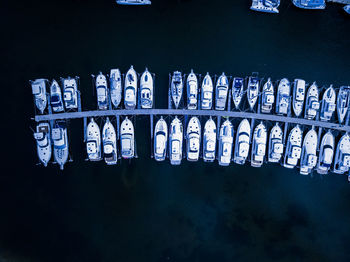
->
[186,69,198,110]
[186,117,201,161]
[250,0,280,13]
[268,123,283,163]
[120,117,135,159]
[50,79,64,112]
[320,85,336,121]
[96,72,108,110]
[333,133,350,174]
[292,79,305,117]
[232,77,244,109]
[218,120,234,166]
[316,131,334,174]
[337,86,350,124]
[109,69,122,108]
[33,122,52,166]
[169,117,183,165]
[261,78,275,113]
[251,122,267,167]
[201,73,214,110]
[31,79,47,114]
[116,0,151,5]
[102,117,117,165]
[86,118,101,161]
[215,72,229,111]
[171,71,183,109]
[140,68,153,109]
[247,75,259,110]
[62,77,78,109]
[234,119,251,165]
[52,121,69,170]
[299,129,318,175]
[344,5,350,15]
[154,117,168,161]
[203,118,216,162]
[124,65,138,109]
[292,0,326,10]
[283,125,303,169]
[275,78,290,115]
[304,82,320,120]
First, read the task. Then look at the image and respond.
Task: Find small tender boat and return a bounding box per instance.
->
[124,65,138,109]
[201,73,214,110]
[33,122,52,166]
[186,69,198,110]
[102,117,118,165]
[299,129,318,175]
[316,131,334,174]
[169,117,183,165]
[186,116,201,161]
[109,69,122,108]
[232,77,244,109]
[261,78,275,113]
[50,80,64,113]
[62,77,78,109]
[120,117,135,159]
[250,0,280,13]
[247,76,259,110]
[333,133,350,174]
[268,123,284,163]
[140,68,153,109]
[52,121,69,170]
[292,0,326,10]
[86,118,101,161]
[304,82,320,120]
[292,79,305,117]
[344,5,350,15]
[320,85,336,121]
[203,118,216,162]
[251,122,267,167]
[116,0,151,5]
[234,119,251,165]
[337,86,350,124]
[171,71,183,109]
[283,125,303,169]
[31,79,47,114]
[154,117,168,161]
[275,78,290,115]
[96,72,108,110]
[218,120,234,166]
[215,72,229,111]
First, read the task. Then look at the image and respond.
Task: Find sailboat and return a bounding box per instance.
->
[247,75,259,110]
[232,77,244,109]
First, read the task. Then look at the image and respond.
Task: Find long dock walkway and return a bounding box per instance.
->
[35,109,350,132]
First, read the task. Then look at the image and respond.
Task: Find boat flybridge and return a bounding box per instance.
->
[154,117,168,161]
[169,117,183,165]
[124,66,138,109]
[52,121,69,170]
[62,77,78,110]
[247,76,259,111]
[31,79,47,114]
[34,122,52,166]
[102,117,118,165]
[203,118,217,162]
[186,69,198,110]
[292,79,306,117]
[304,82,320,120]
[268,123,284,163]
[337,86,350,124]
[251,122,267,168]
[109,69,122,108]
[86,118,101,161]
[186,117,201,161]
[333,133,350,174]
[320,85,336,121]
[316,131,334,174]
[292,0,326,10]
[218,120,234,166]
[50,80,64,112]
[250,0,280,13]
[232,77,244,110]
[275,78,290,115]
[116,0,151,5]
[215,72,229,111]
[96,72,108,110]
[171,71,183,109]
[201,73,214,110]
[120,117,135,159]
[299,129,318,175]
[283,125,303,169]
[140,68,153,109]
[261,78,275,113]
[234,119,251,165]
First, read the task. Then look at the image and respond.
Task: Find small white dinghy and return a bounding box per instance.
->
[333,133,350,174]
[140,68,153,109]
[52,121,69,170]
[201,73,214,110]
[232,77,244,110]
[34,122,52,167]
[283,125,303,169]
[275,78,290,115]
[316,131,334,174]
[299,129,318,175]
[268,123,284,163]
[169,117,183,165]
[292,79,305,117]
[261,78,275,113]
[247,76,259,110]
[186,69,198,110]
[304,82,320,120]
[31,79,47,114]
[86,118,101,161]
[186,116,201,161]
[120,117,135,159]
[50,79,64,112]
[96,72,108,110]
[336,86,350,124]
[218,120,234,166]
[62,77,78,109]
[102,117,118,165]
[320,85,336,121]
[251,122,267,168]
[171,71,183,109]
[234,119,251,165]
[109,69,122,108]
[203,118,217,162]
[124,66,138,109]
[154,117,168,161]
[215,72,229,111]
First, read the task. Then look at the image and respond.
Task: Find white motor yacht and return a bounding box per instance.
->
[31,79,47,114]
[140,68,153,109]
[186,69,198,110]
[201,73,214,110]
[215,72,229,111]
[232,77,244,109]
[154,117,168,161]
[316,131,334,174]
[320,85,336,121]
[247,76,259,110]
[124,66,138,109]
[218,120,234,166]
[96,72,108,110]
[120,117,135,159]
[292,79,305,117]
[299,129,318,175]
[261,78,275,113]
[169,117,183,165]
[250,0,280,13]
[109,69,122,108]
[52,121,69,170]
[34,122,52,166]
[203,118,217,162]
[333,133,350,174]
[62,77,78,109]
[86,118,101,161]
[251,122,267,167]
[186,116,201,161]
[336,86,350,124]
[275,78,290,115]
[268,123,284,163]
[234,119,251,165]
[304,82,320,120]
[102,117,118,165]
[50,79,64,112]
[283,125,303,169]
[171,71,183,109]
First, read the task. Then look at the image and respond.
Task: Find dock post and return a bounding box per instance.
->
[83,117,87,142]
[150,114,154,158]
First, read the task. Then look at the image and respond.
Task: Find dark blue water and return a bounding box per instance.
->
[1,0,350,261]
